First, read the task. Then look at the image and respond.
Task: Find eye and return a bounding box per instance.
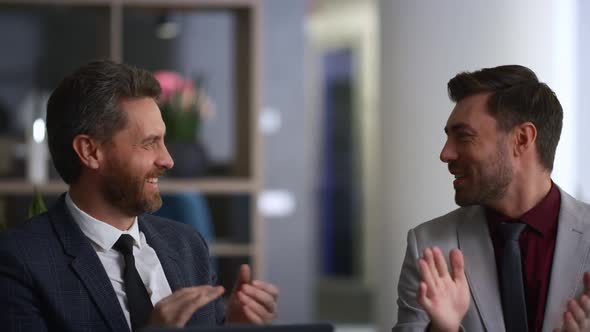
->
[144,140,158,149]
[456,132,474,142]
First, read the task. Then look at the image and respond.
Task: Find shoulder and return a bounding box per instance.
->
[0,212,58,276]
[139,214,209,248]
[559,187,590,218]
[0,212,54,251]
[141,213,198,234]
[409,205,484,245]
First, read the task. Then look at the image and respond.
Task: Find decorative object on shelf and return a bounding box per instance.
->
[28,187,47,218]
[154,71,214,177]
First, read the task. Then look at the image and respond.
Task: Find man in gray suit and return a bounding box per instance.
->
[0,60,278,331]
[394,65,590,332]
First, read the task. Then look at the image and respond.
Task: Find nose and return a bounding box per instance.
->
[439,139,457,163]
[157,144,175,170]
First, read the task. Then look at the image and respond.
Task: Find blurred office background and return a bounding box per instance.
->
[1,0,590,331]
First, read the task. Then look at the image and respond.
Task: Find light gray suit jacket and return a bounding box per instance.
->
[393,187,590,332]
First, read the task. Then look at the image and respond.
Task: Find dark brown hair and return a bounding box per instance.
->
[448,65,563,171]
[46,60,161,184]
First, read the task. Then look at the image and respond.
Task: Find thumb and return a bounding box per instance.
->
[233,264,252,291]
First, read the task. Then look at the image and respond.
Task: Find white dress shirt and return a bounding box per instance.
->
[65,193,173,328]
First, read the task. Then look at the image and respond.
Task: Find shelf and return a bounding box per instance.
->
[210,241,251,257]
[0,0,264,277]
[0,178,259,195]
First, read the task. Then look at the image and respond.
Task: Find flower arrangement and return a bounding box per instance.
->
[154,71,213,143]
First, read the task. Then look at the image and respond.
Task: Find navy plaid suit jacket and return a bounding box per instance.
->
[0,194,225,331]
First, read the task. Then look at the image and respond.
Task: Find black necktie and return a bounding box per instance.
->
[113,234,153,330]
[497,222,528,332]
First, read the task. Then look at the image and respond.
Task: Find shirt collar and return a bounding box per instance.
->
[65,192,141,251]
[486,182,561,237]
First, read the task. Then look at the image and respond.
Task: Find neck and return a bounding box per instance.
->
[486,170,552,218]
[69,180,135,231]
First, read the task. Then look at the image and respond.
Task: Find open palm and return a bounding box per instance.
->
[417,247,470,332]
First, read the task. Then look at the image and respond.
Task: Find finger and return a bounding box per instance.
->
[178,287,225,326]
[242,284,276,311]
[416,281,431,309]
[242,304,265,325]
[564,311,580,331]
[417,258,436,291]
[568,299,586,326]
[424,248,440,282]
[449,249,466,283]
[233,264,253,292]
[152,286,224,327]
[584,272,590,296]
[252,280,279,301]
[432,247,449,278]
[157,286,215,306]
[237,291,274,322]
[172,287,224,326]
[242,284,277,313]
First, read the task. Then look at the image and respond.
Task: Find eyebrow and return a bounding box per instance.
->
[140,135,162,144]
[444,123,476,135]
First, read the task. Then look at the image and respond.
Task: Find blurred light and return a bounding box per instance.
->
[32,118,45,143]
[258,190,296,218]
[259,107,282,135]
[156,14,179,40]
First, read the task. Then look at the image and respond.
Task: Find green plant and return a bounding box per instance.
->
[159,93,201,143]
[28,188,48,218]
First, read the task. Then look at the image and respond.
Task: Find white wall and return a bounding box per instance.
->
[377,0,577,331]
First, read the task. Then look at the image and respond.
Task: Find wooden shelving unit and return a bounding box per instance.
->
[0,0,265,281]
[0,179,257,195]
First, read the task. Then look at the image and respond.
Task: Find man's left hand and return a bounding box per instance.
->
[554,272,590,332]
[226,264,279,324]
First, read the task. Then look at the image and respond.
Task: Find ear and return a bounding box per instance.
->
[513,122,537,157]
[72,134,101,170]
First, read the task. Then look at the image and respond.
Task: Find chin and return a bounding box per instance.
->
[454,192,478,207]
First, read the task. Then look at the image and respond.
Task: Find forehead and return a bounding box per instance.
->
[445,93,497,133]
[119,97,165,134]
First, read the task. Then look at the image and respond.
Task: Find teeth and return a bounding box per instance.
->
[146,178,158,184]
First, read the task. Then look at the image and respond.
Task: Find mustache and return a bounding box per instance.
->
[448,162,464,174]
[146,169,166,178]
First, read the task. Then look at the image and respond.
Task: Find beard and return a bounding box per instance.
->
[100,158,163,216]
[453,139,513,207]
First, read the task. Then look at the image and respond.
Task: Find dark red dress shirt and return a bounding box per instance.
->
[487,183,560,332]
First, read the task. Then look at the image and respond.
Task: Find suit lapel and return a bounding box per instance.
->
[457,207,506,332]
[542,189,590,332]
[50,195,130,332]
[139,216,188,291]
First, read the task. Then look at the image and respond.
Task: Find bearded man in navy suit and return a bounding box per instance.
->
[0,60,278,332]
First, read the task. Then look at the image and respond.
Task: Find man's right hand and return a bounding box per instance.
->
[416,247,470,332]
[148,286,225,327]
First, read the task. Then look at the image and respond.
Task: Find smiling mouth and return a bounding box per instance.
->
[452,174,468,187]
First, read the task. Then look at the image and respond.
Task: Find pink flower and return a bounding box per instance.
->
[153,70,215,118]
[154,71,193,103]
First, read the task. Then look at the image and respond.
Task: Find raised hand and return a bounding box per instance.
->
[417,247,470,332]
[554,272,590,332]
[226,264,279,324]
[148,285,225,327]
